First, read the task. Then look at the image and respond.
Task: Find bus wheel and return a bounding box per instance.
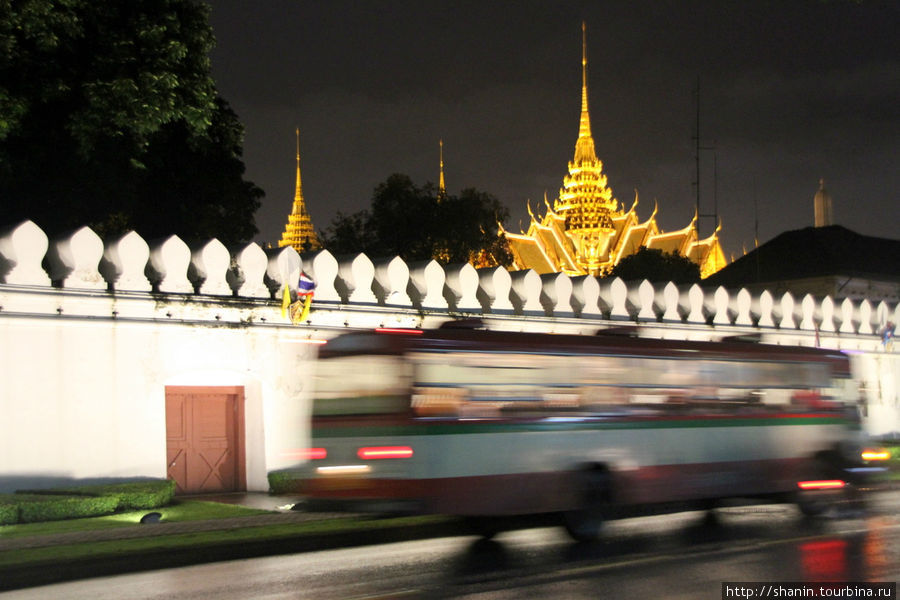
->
[796,456,843,517]
[796,485,851,518]
[797,494,831,517]
[464,516,500,539]
[563,468,609,542]
[563,507,605,542]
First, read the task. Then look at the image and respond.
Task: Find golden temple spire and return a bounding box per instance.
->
[573,21,597,164]
[294,128,303,201]
[438,139,446,198]
[278,128,320,252]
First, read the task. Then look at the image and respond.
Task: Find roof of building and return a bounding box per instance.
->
[705,225,900,288]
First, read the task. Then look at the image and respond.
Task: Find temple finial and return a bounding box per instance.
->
[439,139,446,198]
[294,128,303,208]
[582,21,587,110]
[814,177,833,227]
[573,21,596,163]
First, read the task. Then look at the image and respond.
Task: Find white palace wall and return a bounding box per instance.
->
[1,221,898,492]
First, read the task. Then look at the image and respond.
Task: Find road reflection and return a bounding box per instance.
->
[437,506,898,597]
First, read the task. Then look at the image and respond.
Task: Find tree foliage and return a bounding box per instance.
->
[606,247,701,284]
[320,173,512,267]
[0,0,262,245]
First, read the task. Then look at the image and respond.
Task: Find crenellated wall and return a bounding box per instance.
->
[1,220,898,492]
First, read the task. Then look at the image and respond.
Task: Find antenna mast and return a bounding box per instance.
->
[692,78,717,239]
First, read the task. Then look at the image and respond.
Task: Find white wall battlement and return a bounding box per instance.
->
[1,221,896,332]
[1,219,898,493]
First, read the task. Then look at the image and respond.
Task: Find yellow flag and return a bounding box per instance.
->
[297,294,313,323]
[281,285,291,317]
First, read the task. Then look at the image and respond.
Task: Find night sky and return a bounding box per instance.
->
[207,1,899,260]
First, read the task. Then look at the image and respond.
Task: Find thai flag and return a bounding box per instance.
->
[297,272,316,296]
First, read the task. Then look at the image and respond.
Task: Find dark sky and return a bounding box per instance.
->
[207,0,899,260]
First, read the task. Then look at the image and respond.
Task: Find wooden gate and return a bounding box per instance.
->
[165,386,246,494]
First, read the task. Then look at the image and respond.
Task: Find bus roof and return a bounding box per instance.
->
[319,326,852,377]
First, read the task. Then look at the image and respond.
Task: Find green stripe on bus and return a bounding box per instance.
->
[312,416,851,438]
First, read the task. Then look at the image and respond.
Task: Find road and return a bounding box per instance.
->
[4,492,899,600]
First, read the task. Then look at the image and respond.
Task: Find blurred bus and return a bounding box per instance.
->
[275,322,877,540]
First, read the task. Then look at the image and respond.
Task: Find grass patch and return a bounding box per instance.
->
[0,500,272,539]
[0,514,452,568]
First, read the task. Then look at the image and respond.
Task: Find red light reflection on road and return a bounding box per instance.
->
[800,539,848,581]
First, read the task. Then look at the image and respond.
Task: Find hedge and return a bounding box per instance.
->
[0,479,175,525]
[14,494,120,523]
[0,501,16,526]
[267,470,303,495]
[62,480,176,510]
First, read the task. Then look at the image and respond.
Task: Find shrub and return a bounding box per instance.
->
[13,494,119,523]
[0,499,17,525]
[6,479,176,523]
[268,470,302,495]
[65,480,176,510]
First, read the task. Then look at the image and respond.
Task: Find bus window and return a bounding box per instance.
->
[411,386,466,416]
[313,355,411,416]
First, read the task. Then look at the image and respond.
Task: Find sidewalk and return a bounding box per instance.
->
[0,493,461,591]
[0,493,319,552]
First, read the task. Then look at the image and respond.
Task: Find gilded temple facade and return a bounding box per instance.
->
[278,129,320,252]
[503,24,726,278]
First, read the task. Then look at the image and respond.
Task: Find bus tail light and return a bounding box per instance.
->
[861,449,891,461]
[797,480,846,490]
[357,446,414,459]
[281,448,327,460]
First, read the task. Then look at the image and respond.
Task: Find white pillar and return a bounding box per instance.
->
[46,226,106,290]
[191,238,233,296]
[101,231,152,292]
[0,220,51,286]
[374,256,412,306]
[148,235,193,293]
[233,243,270,299]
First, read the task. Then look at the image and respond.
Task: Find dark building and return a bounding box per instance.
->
[704,226,900,303]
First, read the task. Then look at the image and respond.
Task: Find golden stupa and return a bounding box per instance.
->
[278,129,320,253]
[502,23,726,278]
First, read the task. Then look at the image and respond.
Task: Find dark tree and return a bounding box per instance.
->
[0,0,262,245]
[368,174,439,261]
[439,188,512,266]
[606,247,701,284]
[319,174,512,266]
[320,210,375,256]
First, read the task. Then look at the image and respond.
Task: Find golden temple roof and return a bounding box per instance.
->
[504,22,727,279]
[278,129,320,253]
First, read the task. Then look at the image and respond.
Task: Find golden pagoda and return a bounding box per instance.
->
[503,23,726,278]
[278,129,320,252]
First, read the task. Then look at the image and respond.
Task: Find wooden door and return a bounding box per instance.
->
[165,386,246,494]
